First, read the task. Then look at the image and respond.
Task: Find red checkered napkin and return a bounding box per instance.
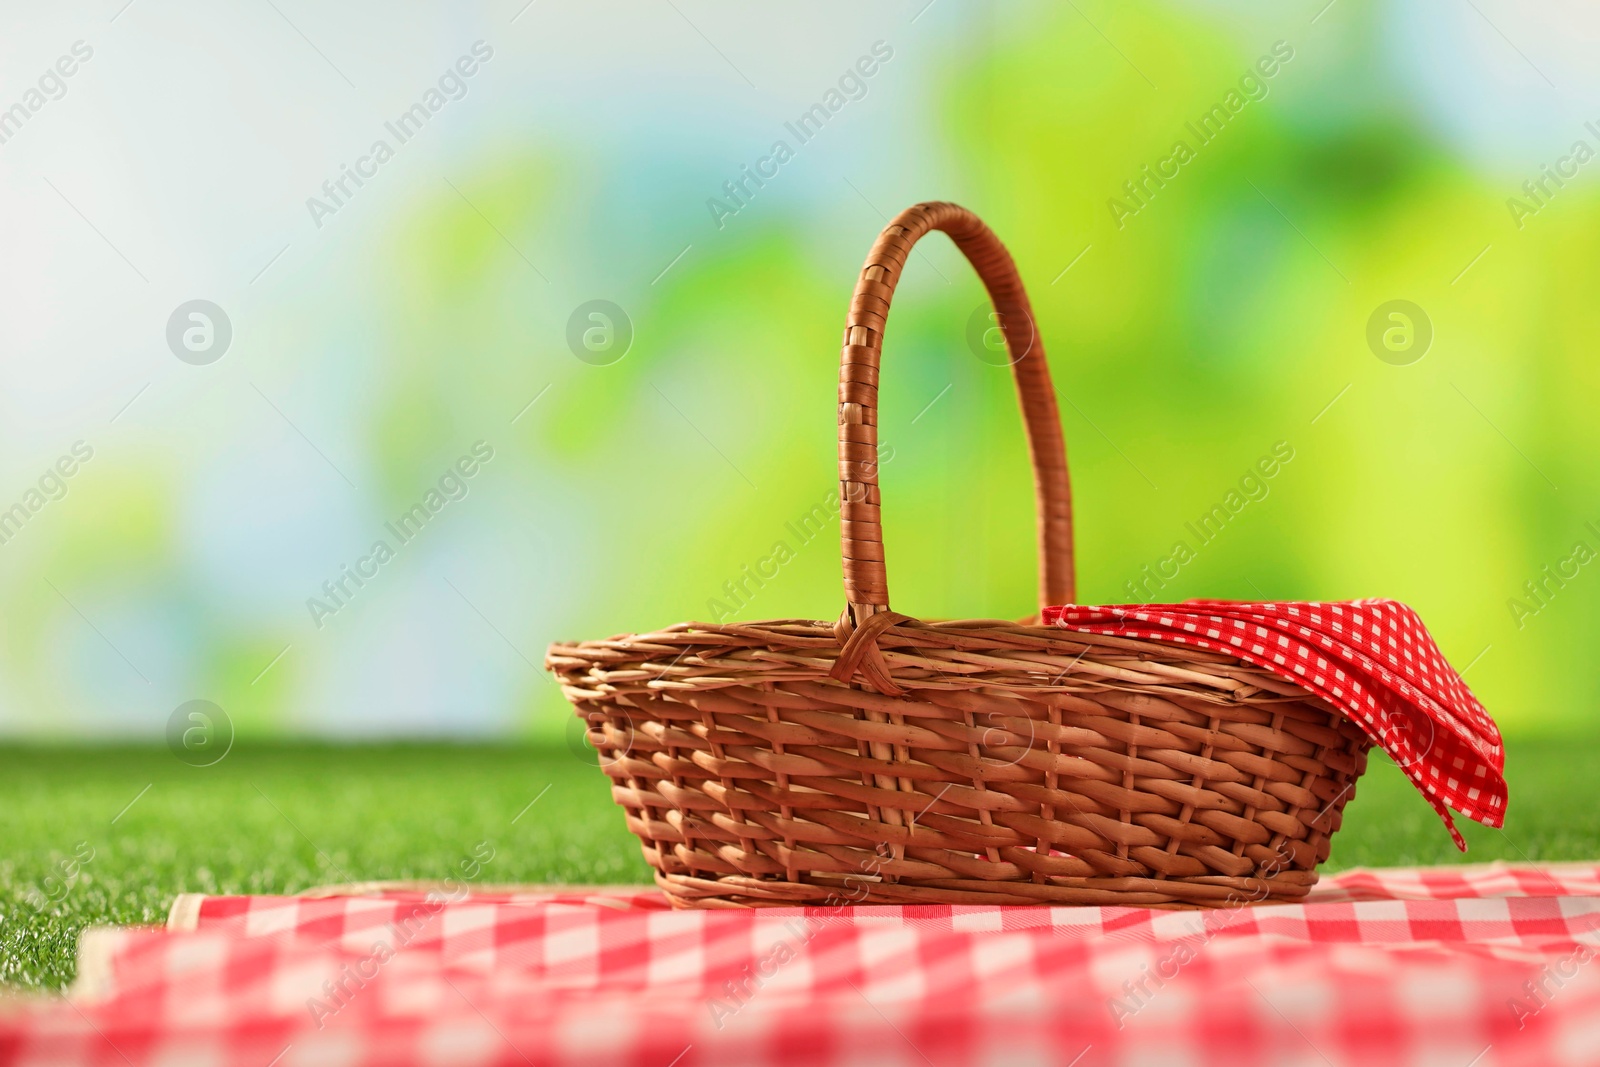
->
[1043,599,1506,849]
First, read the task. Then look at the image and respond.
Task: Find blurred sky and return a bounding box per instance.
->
[1,0,1598,741]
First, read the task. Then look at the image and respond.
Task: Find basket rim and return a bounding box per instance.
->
[545,614,1357,716]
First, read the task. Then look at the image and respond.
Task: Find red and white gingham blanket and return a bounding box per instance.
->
[4,863,1598,1066]
[1046,599,1507,848]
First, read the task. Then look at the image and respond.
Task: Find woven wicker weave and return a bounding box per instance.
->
[548,201,1372,909]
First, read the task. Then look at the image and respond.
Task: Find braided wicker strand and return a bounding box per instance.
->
[547,203,1371,909]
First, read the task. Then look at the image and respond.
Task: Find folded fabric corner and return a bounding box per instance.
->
[1043,598,1507,847]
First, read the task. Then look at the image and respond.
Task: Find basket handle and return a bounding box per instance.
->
[838,201,1074,623]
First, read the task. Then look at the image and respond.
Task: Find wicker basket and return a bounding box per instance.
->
[547,201,1372,909]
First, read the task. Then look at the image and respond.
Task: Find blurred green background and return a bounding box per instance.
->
[3,0,1598,993]
[1,0,1596,745]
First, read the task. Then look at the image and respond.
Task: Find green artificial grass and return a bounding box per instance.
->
[2,738,1597,993]
[0,743,648,994]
